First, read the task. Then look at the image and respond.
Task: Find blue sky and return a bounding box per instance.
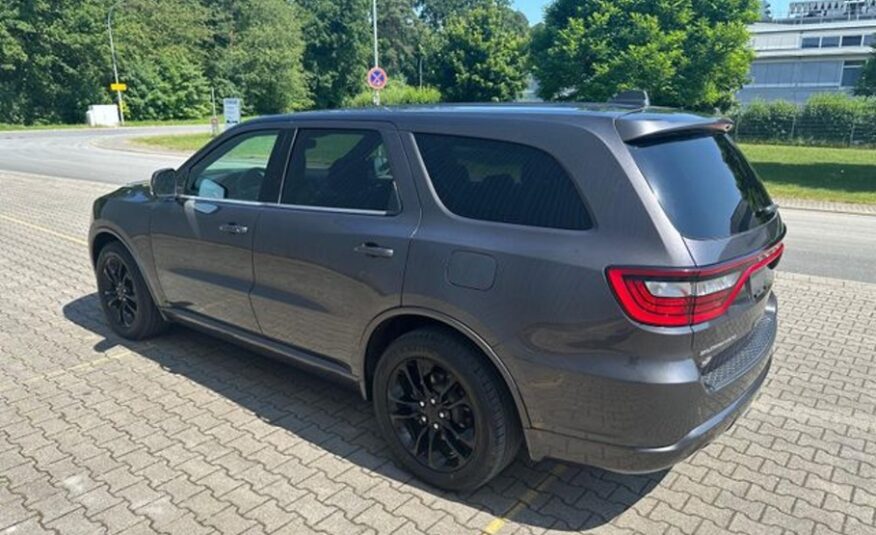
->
[512,1,793,25]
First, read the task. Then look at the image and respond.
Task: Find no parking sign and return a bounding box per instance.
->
[367,67,388,90]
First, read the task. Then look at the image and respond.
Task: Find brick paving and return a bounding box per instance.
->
[1,170,875,534]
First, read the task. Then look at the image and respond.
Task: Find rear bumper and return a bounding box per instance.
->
[519,294,777,473]
[525,357,770,473]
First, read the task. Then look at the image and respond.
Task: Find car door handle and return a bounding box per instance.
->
[218,223,248,235]
[354,242,394,258]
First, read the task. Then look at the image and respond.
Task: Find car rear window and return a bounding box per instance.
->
[415,134,592,230]
[628,134,774,239]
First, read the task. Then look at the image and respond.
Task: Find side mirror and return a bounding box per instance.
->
[150,168,178,198]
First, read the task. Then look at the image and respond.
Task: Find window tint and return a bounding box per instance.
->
[281,129,399,212]
[801,36,820,48]
[629,134,774,240]
[415,134,592,230]
[187,131,279,201]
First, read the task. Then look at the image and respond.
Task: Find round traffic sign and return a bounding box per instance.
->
[367,67,388,90]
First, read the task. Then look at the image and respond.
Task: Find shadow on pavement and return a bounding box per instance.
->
[64,293,666,531]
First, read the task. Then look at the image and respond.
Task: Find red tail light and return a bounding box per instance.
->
[607,243,784,327]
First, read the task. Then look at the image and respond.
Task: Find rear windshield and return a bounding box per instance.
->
[628,134,773,239]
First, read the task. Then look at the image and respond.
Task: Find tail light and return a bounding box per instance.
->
[607,242,784,327]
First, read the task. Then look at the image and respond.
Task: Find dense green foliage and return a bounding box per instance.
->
[531,0,760,110]
[734,94,876,146]
[856,46,876,97]
[429,4,530,102]
[346,81,441,107]
[0,0,538,124]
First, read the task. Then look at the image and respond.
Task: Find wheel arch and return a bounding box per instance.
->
[90,226,165,310]
[357,308,532,429]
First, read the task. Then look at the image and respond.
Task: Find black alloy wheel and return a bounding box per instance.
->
[100,254,138,328]
[373,328,521,491]
[387,357,477,472]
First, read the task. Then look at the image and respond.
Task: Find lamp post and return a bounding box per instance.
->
[107,1,126,125]
[372,0,380,106]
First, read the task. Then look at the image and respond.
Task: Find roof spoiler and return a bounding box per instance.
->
[609,90,650,108]
[616,115,735,143]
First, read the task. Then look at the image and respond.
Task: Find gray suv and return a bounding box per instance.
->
[89,102,784,491]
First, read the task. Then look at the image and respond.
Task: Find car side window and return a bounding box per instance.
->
[186,130,280,201]
[415,133,593,230]
[281,129,400,212]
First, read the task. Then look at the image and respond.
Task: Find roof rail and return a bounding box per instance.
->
[610,90,650,108]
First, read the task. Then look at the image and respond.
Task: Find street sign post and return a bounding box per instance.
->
[223,98,241,127]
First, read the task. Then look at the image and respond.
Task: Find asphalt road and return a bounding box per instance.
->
[0,125,203,184]
[0,126,873,284]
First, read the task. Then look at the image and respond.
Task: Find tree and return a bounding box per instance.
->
[377,0,430,84]
[856,48,876,97]
[296,0,371,109]
[531,0,760,110]
[417,0,510,28]
[214,0,311,114]
[428,4,529,102]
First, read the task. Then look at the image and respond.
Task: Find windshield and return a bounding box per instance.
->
[628,134,774,240]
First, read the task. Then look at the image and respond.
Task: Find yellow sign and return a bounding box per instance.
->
[110,83,127,92]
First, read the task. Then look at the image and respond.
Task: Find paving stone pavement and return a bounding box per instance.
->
[1,170,875,535]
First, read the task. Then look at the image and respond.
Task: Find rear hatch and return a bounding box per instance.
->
[617,117,785,384]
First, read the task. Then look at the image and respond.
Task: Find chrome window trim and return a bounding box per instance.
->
[177,195,389,216]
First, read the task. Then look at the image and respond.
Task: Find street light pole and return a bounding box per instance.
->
[372,0,380,106]
[107,1,125,125]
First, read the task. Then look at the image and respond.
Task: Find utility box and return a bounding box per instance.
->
[86,105,120,127]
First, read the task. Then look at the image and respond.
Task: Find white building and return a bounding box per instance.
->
[738,1,876,104]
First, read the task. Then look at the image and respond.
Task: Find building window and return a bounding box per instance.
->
[801,37,821,48]
[821,36,840,48]
[842,61,866,87]
[841,35,863,47]
[865,34,875,47]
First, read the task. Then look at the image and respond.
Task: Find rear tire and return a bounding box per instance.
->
[96,242,167,340]
[373,328,521,491]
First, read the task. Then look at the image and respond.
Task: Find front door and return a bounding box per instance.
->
[250,125,419,363]
[151,128,286,332]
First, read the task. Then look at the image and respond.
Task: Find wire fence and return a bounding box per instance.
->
[732,113,876,147]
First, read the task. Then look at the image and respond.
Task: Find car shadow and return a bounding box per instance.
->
[63,293,666,531]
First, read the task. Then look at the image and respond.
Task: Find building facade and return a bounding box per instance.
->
[738,1,876,104]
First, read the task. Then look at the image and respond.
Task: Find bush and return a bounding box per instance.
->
[735,94,876,146]
[345,81,441,107]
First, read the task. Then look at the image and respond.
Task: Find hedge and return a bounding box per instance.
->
[733,94,876,147]
[345,81,442,108]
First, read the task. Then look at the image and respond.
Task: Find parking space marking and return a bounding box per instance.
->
[0,213,87,246]
[482,464,567,534]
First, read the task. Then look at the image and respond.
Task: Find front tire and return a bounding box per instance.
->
[96,242,167,340]
[373,328,521,491]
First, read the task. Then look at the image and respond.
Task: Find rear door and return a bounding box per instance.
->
[249,123,419,363]
[151,128,288,332]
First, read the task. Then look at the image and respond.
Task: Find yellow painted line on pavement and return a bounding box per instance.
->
[0,213,87,246]
[482,464,568,535]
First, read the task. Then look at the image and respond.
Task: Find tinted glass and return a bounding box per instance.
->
[415,134,592,230]
[865,34,875,46]
[187,131,279,201]
[821,36,840,48]
[281,129,399,212]
[629,134,774,240]
[842,62,864,86]
[841,35,863,47]
[801,37,820,48]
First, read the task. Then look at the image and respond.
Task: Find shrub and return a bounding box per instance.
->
[345,81,441,107]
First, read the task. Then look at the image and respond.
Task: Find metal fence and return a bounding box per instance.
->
[732,112,876,148]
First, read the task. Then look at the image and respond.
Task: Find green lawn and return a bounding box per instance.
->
[0,117,221,132]
[130,134,876,205]
[134,132,214,152]
[739,143,876,205]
